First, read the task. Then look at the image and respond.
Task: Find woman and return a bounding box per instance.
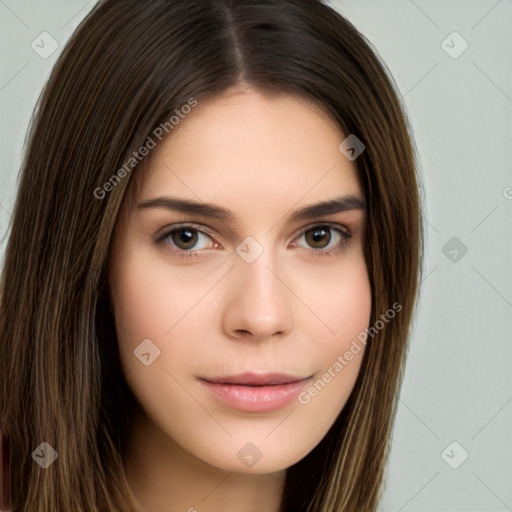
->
[0,0,423,510]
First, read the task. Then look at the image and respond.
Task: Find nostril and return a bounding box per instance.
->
[234,329,252,337]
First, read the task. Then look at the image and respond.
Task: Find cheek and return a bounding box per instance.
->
[108,246,206,397]
[109,250,207,437]
[288,255,371,447]
[110,244,209,350]
[325,264,371,337]
[296,251,372,349]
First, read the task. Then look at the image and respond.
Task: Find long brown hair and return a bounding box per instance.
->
[0,0,423,510]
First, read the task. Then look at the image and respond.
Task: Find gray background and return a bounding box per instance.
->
[1,1,511,510]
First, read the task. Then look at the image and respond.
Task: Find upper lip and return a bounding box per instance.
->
[202,372,309,386]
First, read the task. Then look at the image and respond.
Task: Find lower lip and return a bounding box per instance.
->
[201,379,309,413]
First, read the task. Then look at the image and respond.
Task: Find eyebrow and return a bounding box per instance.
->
[137,194,366,223]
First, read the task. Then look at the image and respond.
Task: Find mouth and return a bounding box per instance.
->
[204,372,308,386]
[199,372,312,413]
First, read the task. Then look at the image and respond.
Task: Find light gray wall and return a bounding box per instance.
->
[1,1,511,510]
[333,2,512,511]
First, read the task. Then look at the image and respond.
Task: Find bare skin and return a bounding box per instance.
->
[109,85,371,512]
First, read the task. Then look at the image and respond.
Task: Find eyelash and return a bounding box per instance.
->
[156,222,353,260]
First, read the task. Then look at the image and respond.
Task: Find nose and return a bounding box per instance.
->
[221,246,294,342]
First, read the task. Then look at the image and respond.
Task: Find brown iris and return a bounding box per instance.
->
[305,226,331,249]
[171,228,199,250]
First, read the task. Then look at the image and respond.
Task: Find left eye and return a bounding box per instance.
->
[295,225,349,251]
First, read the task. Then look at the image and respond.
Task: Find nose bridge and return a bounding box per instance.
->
[222,236,293,339]
[234,234,278,288]
[236,237,283,305]
[240,251,275,293]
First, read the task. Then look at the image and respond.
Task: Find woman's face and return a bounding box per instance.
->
[109,87,371,474]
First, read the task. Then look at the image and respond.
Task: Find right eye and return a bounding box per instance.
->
[156,224,222,259]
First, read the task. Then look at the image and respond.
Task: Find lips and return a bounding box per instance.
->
[204,372,307,386]
[200,372,312,413]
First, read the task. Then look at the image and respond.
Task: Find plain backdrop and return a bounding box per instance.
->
[1,1,511,510]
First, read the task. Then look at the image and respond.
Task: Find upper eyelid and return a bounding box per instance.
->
[155,222,216,241]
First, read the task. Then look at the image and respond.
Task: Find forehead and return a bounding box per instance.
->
[137,88,362,215]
